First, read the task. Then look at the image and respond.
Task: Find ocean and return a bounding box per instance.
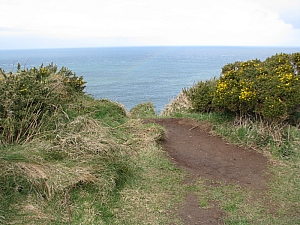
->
[1,46,299,113]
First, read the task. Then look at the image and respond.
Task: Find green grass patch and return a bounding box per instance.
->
[65,97,128,127]
[130,102,157,119]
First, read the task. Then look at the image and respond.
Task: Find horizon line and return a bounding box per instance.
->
[1,45,300,51]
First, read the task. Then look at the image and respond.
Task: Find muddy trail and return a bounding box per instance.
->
[145,118,269,225]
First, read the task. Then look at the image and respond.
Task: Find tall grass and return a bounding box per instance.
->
[212,116,300,160]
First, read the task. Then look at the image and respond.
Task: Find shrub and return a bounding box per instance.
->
[256,53,300,120]
[185,78,217,113]
[0,64,86,144]
[59,66,86,93]
[213,53,300,122]
[213,59,261,113]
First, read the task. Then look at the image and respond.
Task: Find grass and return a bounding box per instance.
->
[0,97,186,224]
[1,89,300,224]
[130,102,157,119]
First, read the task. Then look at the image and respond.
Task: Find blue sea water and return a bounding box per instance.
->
[1,46,299,113]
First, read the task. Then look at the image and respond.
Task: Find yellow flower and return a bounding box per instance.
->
[20,88,28,93]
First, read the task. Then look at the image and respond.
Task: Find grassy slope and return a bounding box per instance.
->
[1,96,299,224]
[0,98,185,224]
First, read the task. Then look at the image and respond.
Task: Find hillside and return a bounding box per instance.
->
[1,59,299,224]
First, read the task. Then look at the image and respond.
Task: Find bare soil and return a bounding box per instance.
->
[145,118,269,225]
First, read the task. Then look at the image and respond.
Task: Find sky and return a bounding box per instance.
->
[0,0,300,49]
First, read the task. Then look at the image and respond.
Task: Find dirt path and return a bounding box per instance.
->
[145,118,269,225]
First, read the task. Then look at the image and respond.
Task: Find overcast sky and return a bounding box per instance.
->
[0,0,300,49]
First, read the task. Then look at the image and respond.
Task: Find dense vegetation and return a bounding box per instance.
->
[185,53,300,122]
[0,64,86,144]
[1,52,299,224]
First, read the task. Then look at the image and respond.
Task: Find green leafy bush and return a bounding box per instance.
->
[185,78,217,113]
[0,64,86,144]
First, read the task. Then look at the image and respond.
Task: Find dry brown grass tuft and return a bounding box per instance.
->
[161,91,192,116]
[51,116,116,158]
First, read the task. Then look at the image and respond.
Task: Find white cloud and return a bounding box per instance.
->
[250,0,300,28]
[0,0,299,48]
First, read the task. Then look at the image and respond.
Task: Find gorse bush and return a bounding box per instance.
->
[186,52,300,122]
[215,53,300,121]
[0,63,86,144]
[214,59,261,113]
[258,53,300,120]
